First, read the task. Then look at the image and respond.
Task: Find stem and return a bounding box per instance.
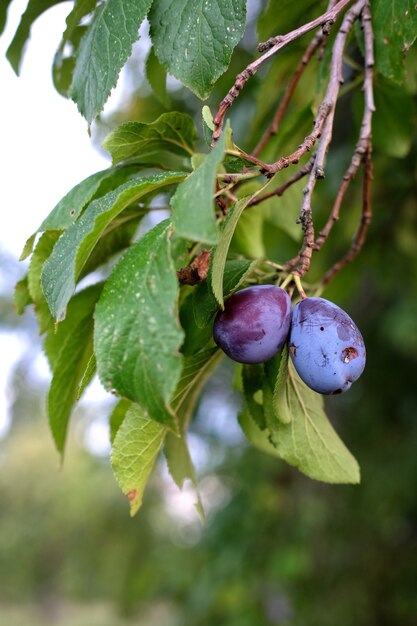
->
[280,274,294,290]
[293,275,308,298]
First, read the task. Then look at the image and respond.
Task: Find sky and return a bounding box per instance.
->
[0,0,110,259]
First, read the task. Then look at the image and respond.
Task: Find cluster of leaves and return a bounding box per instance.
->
[14,101,368,513]
[4,0,417,513]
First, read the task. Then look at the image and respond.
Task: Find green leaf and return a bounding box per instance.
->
[0,0,13,36]
[28,232,60,305]
[271,345,292,425]
[192,258,255,329]
[171,347,223,423]
[77,353,96,400]
[149,0,246,99]
[232,205,266,259]
[14,276,32,315]
[103,112,197,165]
[47,284,102,454]
[42,172,185,321]
[53,27,86,97]
[44,283,103,371]
[28,232,60,334]
[20,234,38,262]
[53,0,98,96]
[111,403,166,515]
[61,0,98,46]
[94,220,184,427]
[71,0,152,122]
[372,77,416,158]
[242,364,266,430]
[109,398,132,443]
[164,432,205,520]
[210,195,252,308]
[48,322,94,454]
[6,0,67,74]
[171,129,227,245]
[79,210,142,279]
[202,105,215,146]
[373,0,417,84]
[180,294,215,356]
[267,361,360,484]
[146,46,170,107]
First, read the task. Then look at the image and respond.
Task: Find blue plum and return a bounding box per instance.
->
[289,297,366,394]
[213,285,292,364]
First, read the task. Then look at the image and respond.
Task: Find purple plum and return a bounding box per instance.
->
[213,285,292,364]
[289,297,366,394]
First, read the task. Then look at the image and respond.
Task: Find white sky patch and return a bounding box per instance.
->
[0,0,110,260]
[83,416,112,458]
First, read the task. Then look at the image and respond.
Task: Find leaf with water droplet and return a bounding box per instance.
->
[94,220,184,428]
[71,0,153,122]
[170,130,227,244]
[149,0,246,99]
[42,171,185,321]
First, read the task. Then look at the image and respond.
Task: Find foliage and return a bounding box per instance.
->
[3,0,417,514]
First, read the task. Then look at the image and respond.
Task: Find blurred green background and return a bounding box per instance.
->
[1,1,417,625]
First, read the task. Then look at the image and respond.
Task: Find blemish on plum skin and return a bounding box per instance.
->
[289,343,297,357]
[342,347,358,363]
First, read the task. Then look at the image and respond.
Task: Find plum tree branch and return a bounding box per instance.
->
[322,0,374,285]
[284,0,367,278]
[315,2,374,252]
[252,32,327,158]
[246,158,315,208]
[211,0,353,148]
[252,0,343,159]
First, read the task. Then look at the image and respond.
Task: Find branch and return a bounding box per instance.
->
[211,0,354,147]
[177,249,211,285]
[247,157,315,208]
[322,0,374,285]
[322,145,373,285]
[252,32,326,157]
[285,0,366,277]
[315,3,375,251]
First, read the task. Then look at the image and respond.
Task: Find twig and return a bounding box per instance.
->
[322,0,374,285]
[287,0,366,277]
[252,32,326,157]
[322,146,372,285]
[211,0,353,147]
[315,5,374,250]
[247,157,315,208]
[177,249,211,285]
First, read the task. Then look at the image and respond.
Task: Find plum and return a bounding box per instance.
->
[213,285,292,364]
[289,297,366,394]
